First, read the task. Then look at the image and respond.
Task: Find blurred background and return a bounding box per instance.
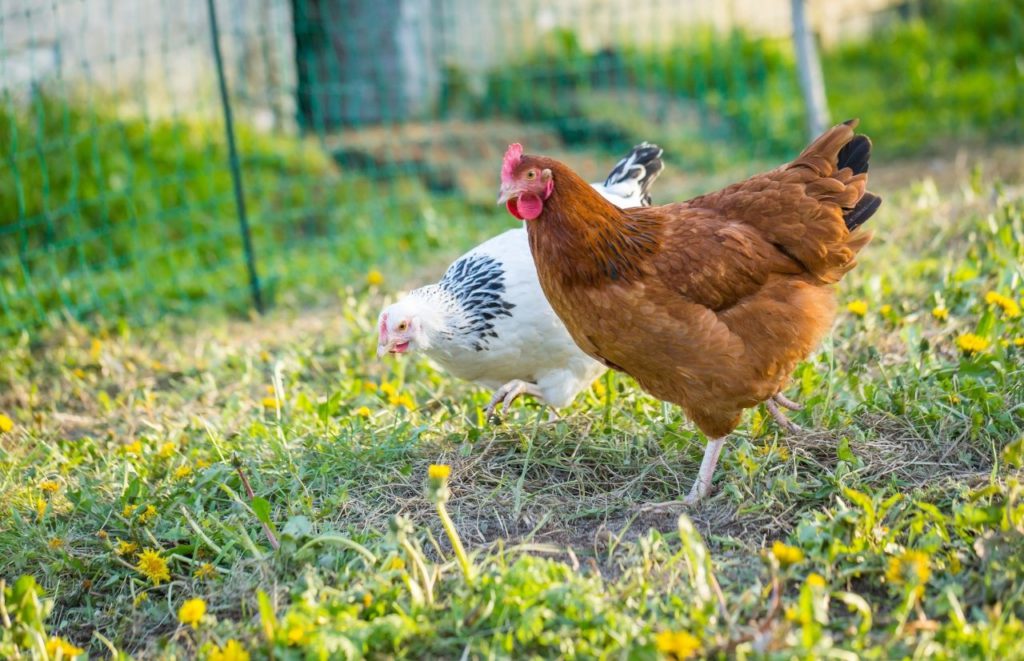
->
[1,0,1021,336]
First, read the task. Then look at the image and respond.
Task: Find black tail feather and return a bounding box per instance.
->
[838,135,872,175]
[604,142,664,206]
[845,192,881,231]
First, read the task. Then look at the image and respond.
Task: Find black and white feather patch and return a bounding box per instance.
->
[439,254,515,351]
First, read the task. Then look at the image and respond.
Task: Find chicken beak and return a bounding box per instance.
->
[496,184,516,205]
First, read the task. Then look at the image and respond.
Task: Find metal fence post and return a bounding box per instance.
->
[791,0,830,139]
[206,0,265,314]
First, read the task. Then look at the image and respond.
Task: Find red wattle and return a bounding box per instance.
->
[515,193,544,219]
[506,198,524,220]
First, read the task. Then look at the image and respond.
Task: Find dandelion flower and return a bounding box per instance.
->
[122,504,138,518]
[363,593,373,609]
[846,300,868,317]
[0,413,15,433]
[138,504,158,525]
[261,396,279,409]
[956,333,989,354]
[362,380,378,393]
[654,630,701,659]
[39,480,60,493]
[879,304,892,316]
[35,497,47,521]
[428,464,451,480]
[208,639,250,661]
[178,598,206,629]
[985,291,1021,318]
[366,269,384,287]
[136,549,171,585]
[284,614,310,645]
[158,442,177,459]
[97,530,109,540]
[389,393,416,409]
[356,406,372,418]
[45,637,84,658]
[123,440,143,455]
[48,537,64,550]
[931,305,949,321]
[806,573,827,589]
[388,557,406,571]
[173,465,193,480]
[115,539,139,556]
[1013,338,1024,347]
[771,541,804,567]
[133,593,149,607]
[886,550,931,597]
[194,563,217,579]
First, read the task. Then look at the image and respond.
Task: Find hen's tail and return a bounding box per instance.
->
[600,142,664,207]
[835,126,881,231]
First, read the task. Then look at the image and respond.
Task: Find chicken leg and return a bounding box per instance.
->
[485,379,546,419]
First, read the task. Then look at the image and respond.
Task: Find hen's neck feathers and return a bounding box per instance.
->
[527,158,660,286]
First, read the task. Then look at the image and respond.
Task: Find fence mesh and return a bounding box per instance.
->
[1,0,1021,336]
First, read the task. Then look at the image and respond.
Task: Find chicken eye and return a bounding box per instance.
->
[526,170,536,180]
[397,321,408,332]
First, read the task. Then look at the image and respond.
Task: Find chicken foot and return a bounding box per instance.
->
[485,379,546,419]
[764,395,803,433]
[641,436,727,511]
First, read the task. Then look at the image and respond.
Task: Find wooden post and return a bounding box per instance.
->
[791,0,830,139]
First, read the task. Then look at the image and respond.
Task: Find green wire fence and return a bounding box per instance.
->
[1,0,1021,337]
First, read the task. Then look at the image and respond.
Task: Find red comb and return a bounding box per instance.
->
[501,143,523,183]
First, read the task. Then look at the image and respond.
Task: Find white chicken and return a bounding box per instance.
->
[377,143,665,416]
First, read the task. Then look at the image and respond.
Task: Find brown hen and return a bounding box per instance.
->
[496,120,881,505]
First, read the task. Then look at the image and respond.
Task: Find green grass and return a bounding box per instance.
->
[1,158,1023,659]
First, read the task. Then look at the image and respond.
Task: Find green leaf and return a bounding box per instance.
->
[252,497,272,526]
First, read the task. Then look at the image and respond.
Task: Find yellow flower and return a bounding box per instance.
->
[194,562,217,579]
[388,557,406,571]
[931,305,949,321]
[48,537,65,550]
[806,573,827,589]
[173,465,193,480]
[379,382,398,398]
[355,406,372,418]
[0,413,13,433]
[89,338,103,361]
[196,458,212,469]
[72,368,87,379]
[362,380,378,393]
[363,592,374,609]
[1013,338,1024,347]
[886,550,931,596]
[158,442,177,458]
[97,530,109,540]
[654,630,701,659]
[261,396,279,409]
[40,480,60,493]
[985,291,1021,318]
[35,497,47,521]
[138,504,158,525]
[428,464,451,480]
[846,300,868,317]
[136,549,171,585]
[178,598,206,628]
[879,304,892,316]
[115,539,139,556]
[45,636,84,658]
[123,440,143,455]
[133,592,149,607]
[284,614,310,645]
[389,393,416,409]
[122,504,138,518]
[771,541,804,567]
[366,269,384,287]
[956,333,989,354]
[208,639,250,661]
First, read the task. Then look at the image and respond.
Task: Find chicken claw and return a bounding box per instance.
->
[765,398,802,433]
[772,392,804,411]
[641,436,727,511]
[485,379,545,420]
